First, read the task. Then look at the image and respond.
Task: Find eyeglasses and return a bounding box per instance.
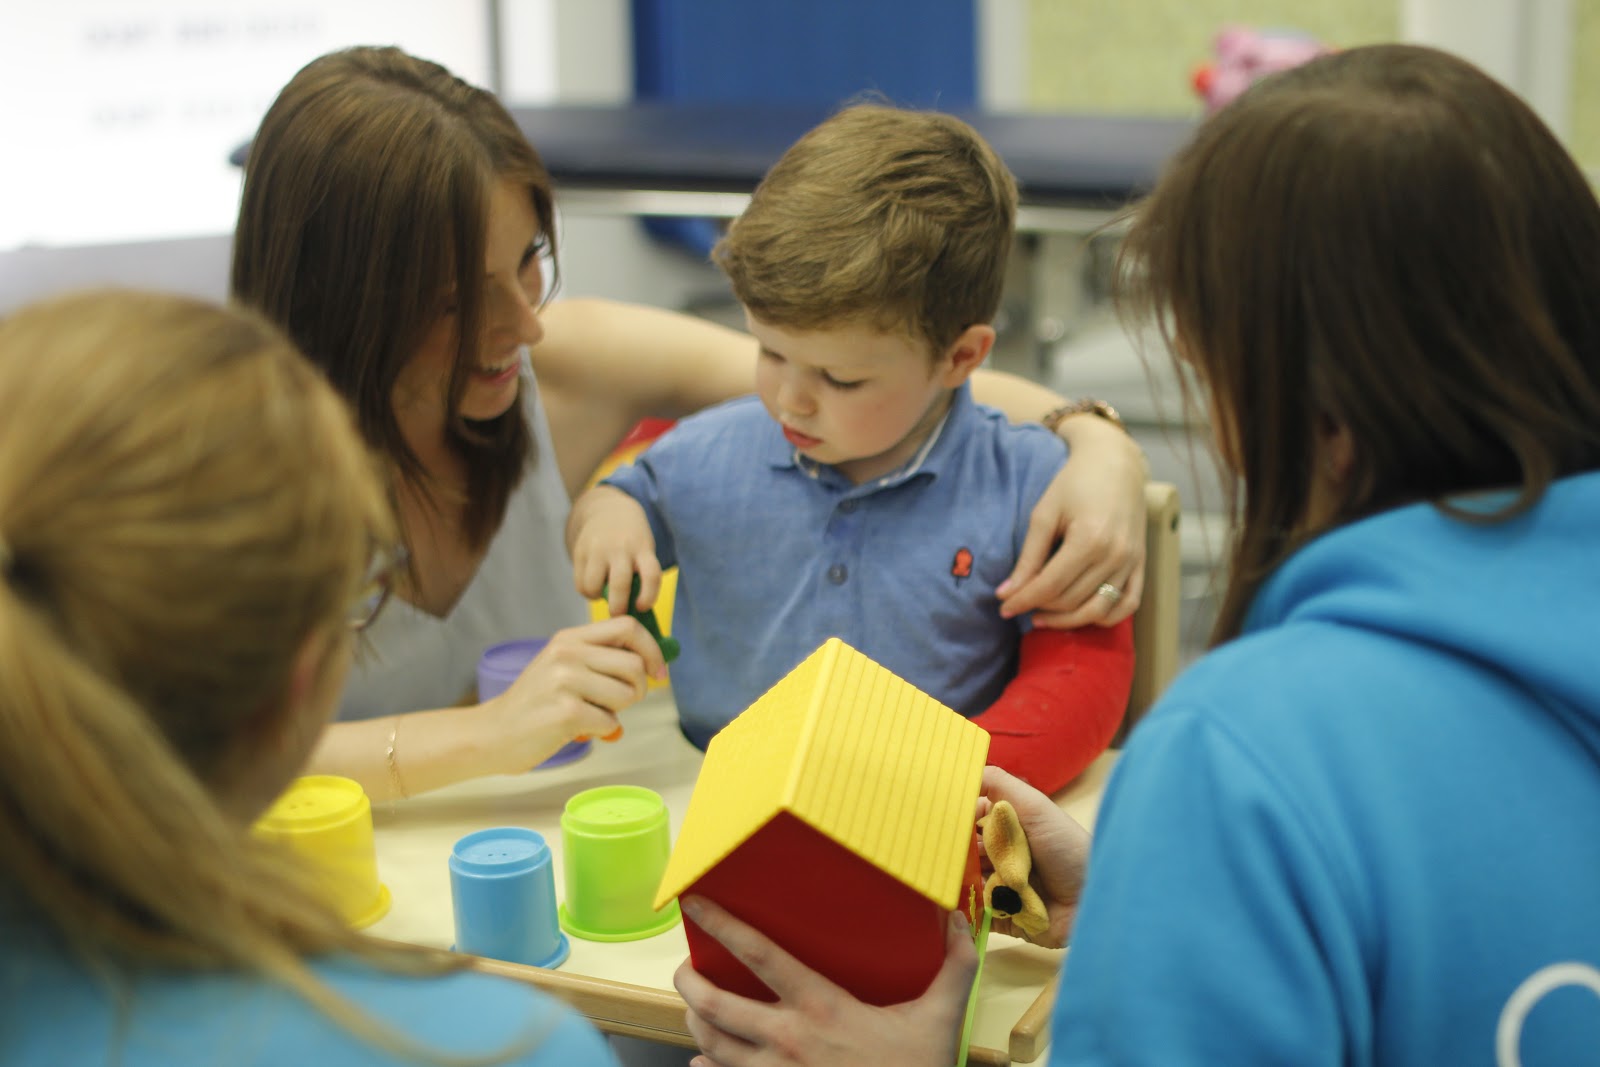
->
[348,543,408,633]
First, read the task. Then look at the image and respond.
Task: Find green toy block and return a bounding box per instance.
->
[603,574,681,662]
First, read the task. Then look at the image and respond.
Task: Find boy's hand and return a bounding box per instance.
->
[567,485,663,616]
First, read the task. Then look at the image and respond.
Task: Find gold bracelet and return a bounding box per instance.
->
[385,718,409,800]
[1041,397,1127,436]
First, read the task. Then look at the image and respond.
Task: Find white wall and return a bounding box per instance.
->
[0,0,726,315]
[1401,0,1573,137]
[15,1,1576,312]
[0,1,528,250]
[977,0,1029,110]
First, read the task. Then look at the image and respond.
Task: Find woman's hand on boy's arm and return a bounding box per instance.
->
[674,897,976,1067]
[566,485,663,616]
[1001,413,1148,628]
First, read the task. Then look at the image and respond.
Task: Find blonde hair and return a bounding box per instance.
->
[0,290,468,1048]
[713,103,1017,353]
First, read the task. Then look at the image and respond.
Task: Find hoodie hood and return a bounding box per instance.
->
[1244,469,1600,755]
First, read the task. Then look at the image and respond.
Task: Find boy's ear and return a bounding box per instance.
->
[938,324,995,386]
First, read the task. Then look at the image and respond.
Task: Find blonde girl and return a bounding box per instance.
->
[0,290,612,1065]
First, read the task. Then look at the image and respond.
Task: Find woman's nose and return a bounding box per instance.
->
[490,277,543,347]
[516,299,544,347]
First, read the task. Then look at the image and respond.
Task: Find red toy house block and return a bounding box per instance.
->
[655,639,990,1005]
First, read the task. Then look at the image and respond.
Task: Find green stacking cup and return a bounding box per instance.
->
[558,785,681,941]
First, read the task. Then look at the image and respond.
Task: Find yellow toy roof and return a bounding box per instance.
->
[655,638,990,910]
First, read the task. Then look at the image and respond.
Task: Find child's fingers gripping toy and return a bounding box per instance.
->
[573,575,678,744]
[586,420,680,682]
[979,799,1050,939]
[603,574,680,663]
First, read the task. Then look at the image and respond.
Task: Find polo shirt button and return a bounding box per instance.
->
[827,564,848,585]
[838,499,858,514]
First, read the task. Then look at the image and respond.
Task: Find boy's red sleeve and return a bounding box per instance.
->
[971,619,1135,794]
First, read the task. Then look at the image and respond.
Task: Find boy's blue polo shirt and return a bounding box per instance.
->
[603,383,1067,749]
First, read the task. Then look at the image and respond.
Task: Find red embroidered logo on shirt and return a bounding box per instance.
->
[951,547,974,581]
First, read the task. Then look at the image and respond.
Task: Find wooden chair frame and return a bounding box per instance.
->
[1123,481,1182,738]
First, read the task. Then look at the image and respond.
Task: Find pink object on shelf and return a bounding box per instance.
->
[1192,26,1332,114]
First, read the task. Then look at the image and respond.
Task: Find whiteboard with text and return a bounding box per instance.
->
[0,2,558,248]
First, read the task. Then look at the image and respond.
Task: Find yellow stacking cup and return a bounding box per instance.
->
[558,785,680,941]
[255,775,391,928]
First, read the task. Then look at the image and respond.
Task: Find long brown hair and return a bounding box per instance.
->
[1119,44,1600,643]
[714,103,1017,353]
[232,46,557,550]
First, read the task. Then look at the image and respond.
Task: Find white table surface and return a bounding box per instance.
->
[366,688,1113,1062]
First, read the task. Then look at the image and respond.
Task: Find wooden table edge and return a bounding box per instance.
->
[474,956,1012,1064]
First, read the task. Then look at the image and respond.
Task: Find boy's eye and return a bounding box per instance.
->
[823,373,865,390]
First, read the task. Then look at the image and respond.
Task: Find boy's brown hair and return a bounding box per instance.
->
[714,103,1017,355]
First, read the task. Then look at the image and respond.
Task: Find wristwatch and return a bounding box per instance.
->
[1041,397,1127,435]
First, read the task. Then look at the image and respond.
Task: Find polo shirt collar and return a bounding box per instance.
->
[762,382,980,490]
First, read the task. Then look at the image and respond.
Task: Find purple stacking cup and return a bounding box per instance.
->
[477,638,593,769]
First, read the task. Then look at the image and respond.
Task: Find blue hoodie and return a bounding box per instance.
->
[0,899,618,1066]
[1052,471,1600,1066]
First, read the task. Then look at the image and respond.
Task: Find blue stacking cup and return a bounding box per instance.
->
[449,827,569,969]
[478,638,592,769]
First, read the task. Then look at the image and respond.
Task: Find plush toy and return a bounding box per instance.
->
[1192,25,1331,113]
[978,800,1049,938]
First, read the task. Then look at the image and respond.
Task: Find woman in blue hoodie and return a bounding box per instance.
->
[672,43,1600,1067]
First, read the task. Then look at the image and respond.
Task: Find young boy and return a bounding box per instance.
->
[566,104,1133,792]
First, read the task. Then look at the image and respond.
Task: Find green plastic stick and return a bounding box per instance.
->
[956,906,994,1067]
[603,575,680,662]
